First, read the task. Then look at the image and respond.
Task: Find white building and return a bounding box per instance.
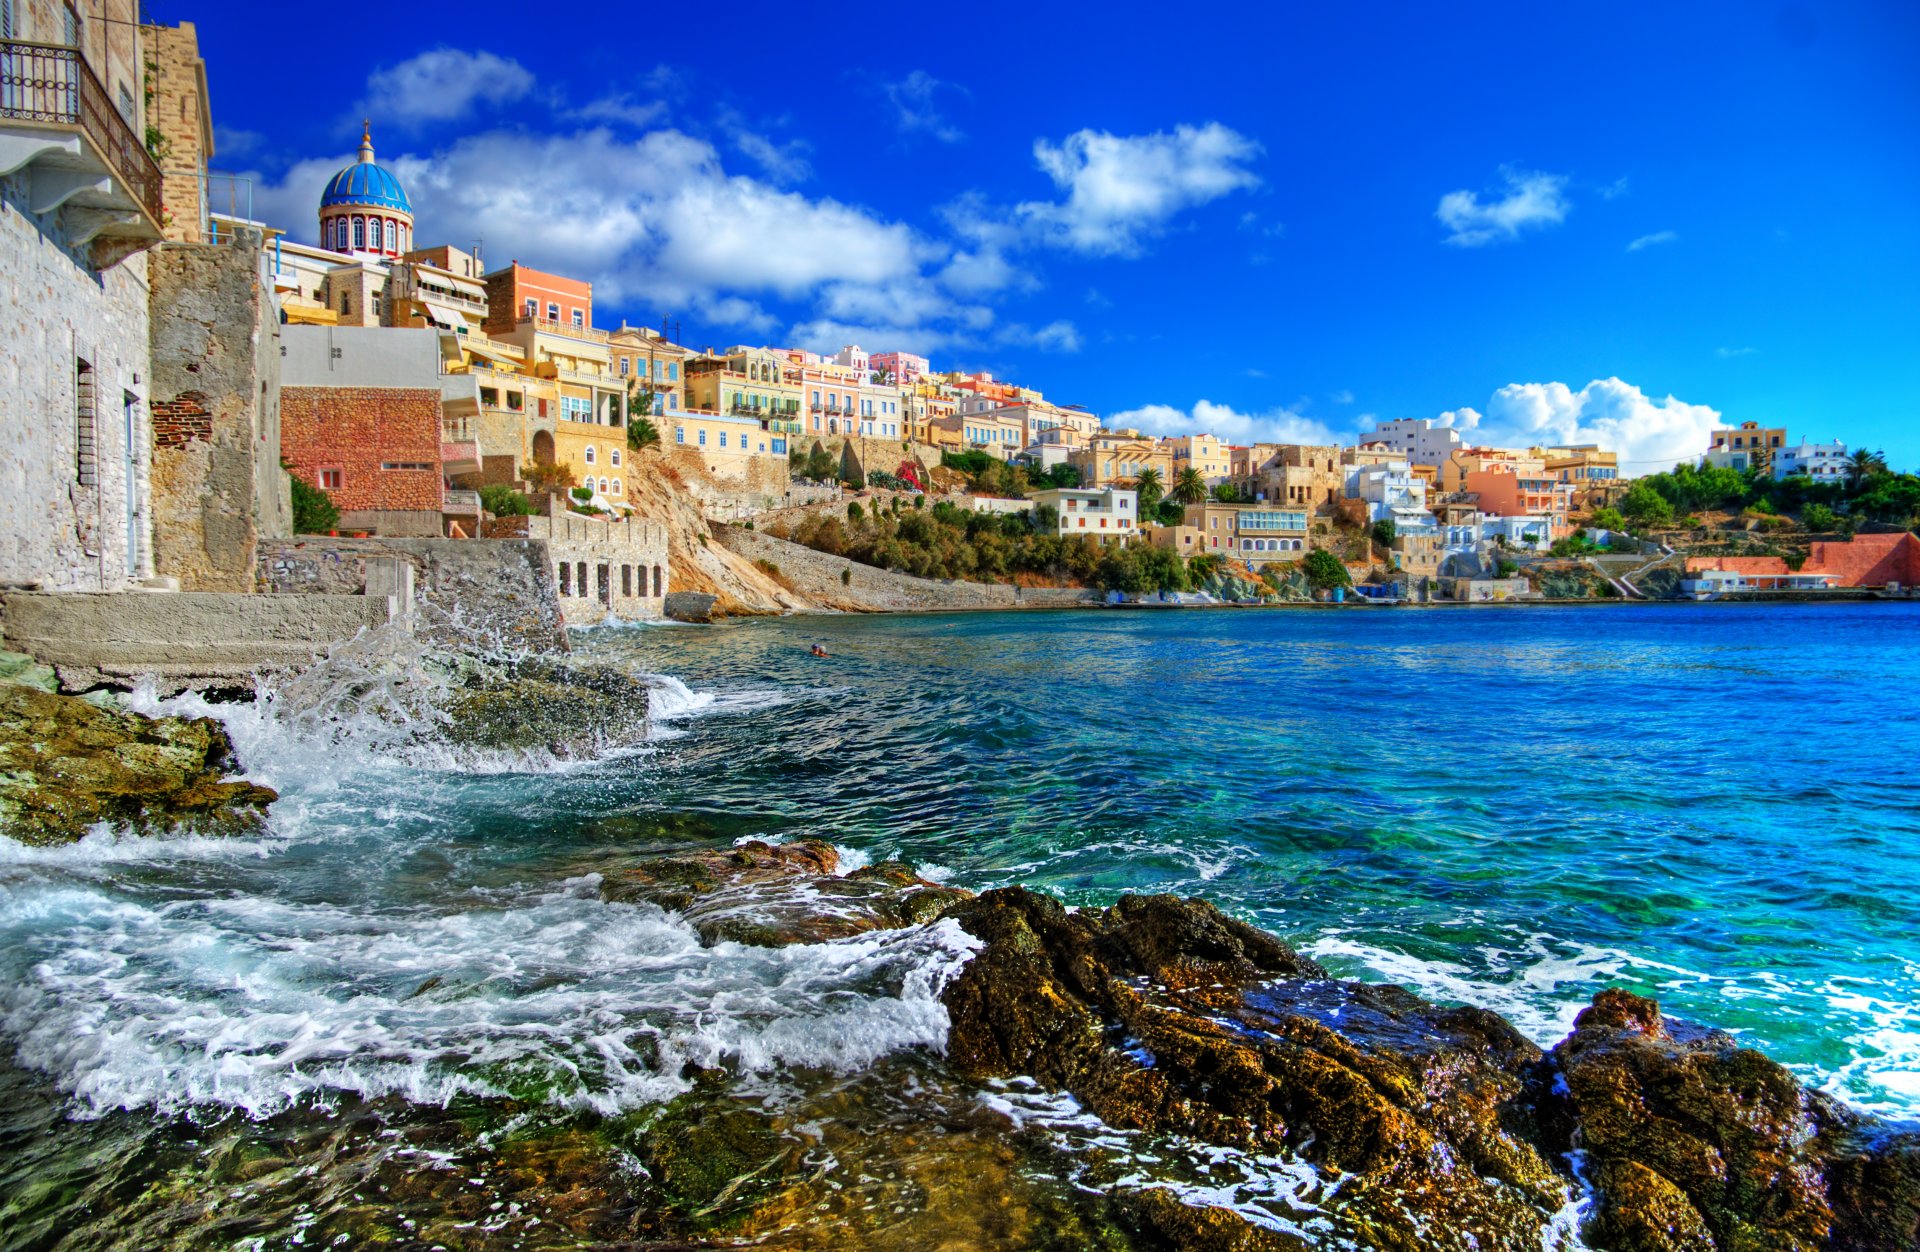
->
[1365,418,1466,468]
[1031,486,1138,544]
[2,8,169,591]
[1440,517,1554,554]
[1346,461,1435,530]
[1774,440,1847,482]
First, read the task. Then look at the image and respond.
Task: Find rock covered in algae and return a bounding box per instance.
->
[597,838,972,946]
[938,887,1573,1247]
[1548,987,1920,1252]
[0,683,277,845]
[440,657,652,757]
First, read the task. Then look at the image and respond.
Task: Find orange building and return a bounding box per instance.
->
[483,262,593,336]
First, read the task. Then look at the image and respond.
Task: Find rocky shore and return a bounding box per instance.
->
[366,840,1917,1251]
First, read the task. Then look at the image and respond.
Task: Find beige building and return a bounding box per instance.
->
[1070,432,1173,488]
[1239,445,1345,512]
[608,325,693,421]
[934,410,1024,456]
[1153,503,1311,567]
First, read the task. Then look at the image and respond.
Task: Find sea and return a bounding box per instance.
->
[1,602,1916,1247]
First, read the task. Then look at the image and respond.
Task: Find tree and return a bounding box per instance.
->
[479,484,533,517]
[289,469,339,534]
[1133,467,1164,515]
[523,461,576,496]
[1045,463,1082,489]
[626,385,657,420]
[805,447,836,481]
[1845,448,1889,490]
[1154,498,1185,526]
[1212,482,1240,504]
[1801,502,1840,532]
[1591,506,1626,532]
[1172,466,1208,505]
[627,416,660,451]
[1370,517,1397,549]
[847,500,865,522]
[1302,548,1349,590]
[1620,481,1674,528]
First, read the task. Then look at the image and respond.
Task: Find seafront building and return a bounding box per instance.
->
[1031,486,1139,544]
[1151,504,1311,567]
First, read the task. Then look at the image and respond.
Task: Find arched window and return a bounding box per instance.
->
[611,479,622,496]
[385,219,396,252]
[400,223,410,251]
[352,216,365,250]
[599,477,610,495]
[652,564,662,597]
[584,445,596,464]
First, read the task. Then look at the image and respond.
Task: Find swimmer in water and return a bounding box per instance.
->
[810,643,829,658]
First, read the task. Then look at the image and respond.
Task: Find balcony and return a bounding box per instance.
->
[0,40,163,258]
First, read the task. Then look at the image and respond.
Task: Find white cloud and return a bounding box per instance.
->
[247,126,940,329]
[578,94,668,129]
[1458,378,1722,472]
[1715,346,1759,358]
[1109,400,1342,447]
[1016,123,1263,255]
[1436,167,1570,247]
[213,126,263,159]
[1330,388,1355,405]
[728,128,812,186]
[884,71,967,143]
[1626,229,1678,252]
[1600,176,1631,200]
[360,50,534,128]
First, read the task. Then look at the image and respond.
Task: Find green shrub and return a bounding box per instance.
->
[288,468,339,535]
[479,484,533,517]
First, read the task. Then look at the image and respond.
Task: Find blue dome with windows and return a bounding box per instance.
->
[319,124,412,214]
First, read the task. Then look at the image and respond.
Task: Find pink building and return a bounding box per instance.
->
[871,351,929,385]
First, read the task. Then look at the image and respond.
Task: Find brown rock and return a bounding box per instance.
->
[0,684,276,845]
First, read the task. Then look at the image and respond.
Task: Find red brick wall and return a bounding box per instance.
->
[1806,534,1920,588]
[281,387,444,513]
[152,393,212,447]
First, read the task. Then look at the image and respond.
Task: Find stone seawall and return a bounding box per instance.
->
[715,528,1104,614]
[1,591,390,691]
[259,537,565,649]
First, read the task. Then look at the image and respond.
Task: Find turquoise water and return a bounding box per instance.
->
[582,602,1920,1112]
[0,601,1917,1245]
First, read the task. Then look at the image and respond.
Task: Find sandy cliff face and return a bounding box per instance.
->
[624,450,834,616]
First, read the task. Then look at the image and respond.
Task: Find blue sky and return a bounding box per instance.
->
[177,1,1918,470]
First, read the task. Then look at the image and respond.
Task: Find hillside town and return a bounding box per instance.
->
[4,8,1918,678]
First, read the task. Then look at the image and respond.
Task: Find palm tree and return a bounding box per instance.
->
[1173,466,1208,506]
[627,416,660,451]
[1132,466,1164,513]
[1844,448,1888,490]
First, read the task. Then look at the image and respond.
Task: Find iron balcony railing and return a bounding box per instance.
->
[0,39,162,224]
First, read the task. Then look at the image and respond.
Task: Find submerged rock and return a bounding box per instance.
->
[0,684,276,845]
[597,839,971,946]
[441,657,651,758]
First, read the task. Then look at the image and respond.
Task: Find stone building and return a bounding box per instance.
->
[1,1,168,591]
[520,514,669,625]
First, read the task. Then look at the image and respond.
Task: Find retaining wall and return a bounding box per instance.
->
[1,590,389,690]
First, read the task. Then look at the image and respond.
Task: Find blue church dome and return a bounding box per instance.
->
[319,124,412,214]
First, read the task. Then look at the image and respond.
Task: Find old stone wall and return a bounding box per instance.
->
[0,172,153,592]
[258,536,564,649]
[720,527,1038,613]
[281,386,443,520]
[147,229,283,590]
[1,590,389,691]
[142,22,212,244]
[521,514,668,626]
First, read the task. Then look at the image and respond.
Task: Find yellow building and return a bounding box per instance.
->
[686,347,804,452]
[669,411,791,492]
[1708,421,1787,472]
[1167,434,1233,483]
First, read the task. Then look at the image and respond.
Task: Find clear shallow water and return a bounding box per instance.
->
[0,602,1916,1245]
